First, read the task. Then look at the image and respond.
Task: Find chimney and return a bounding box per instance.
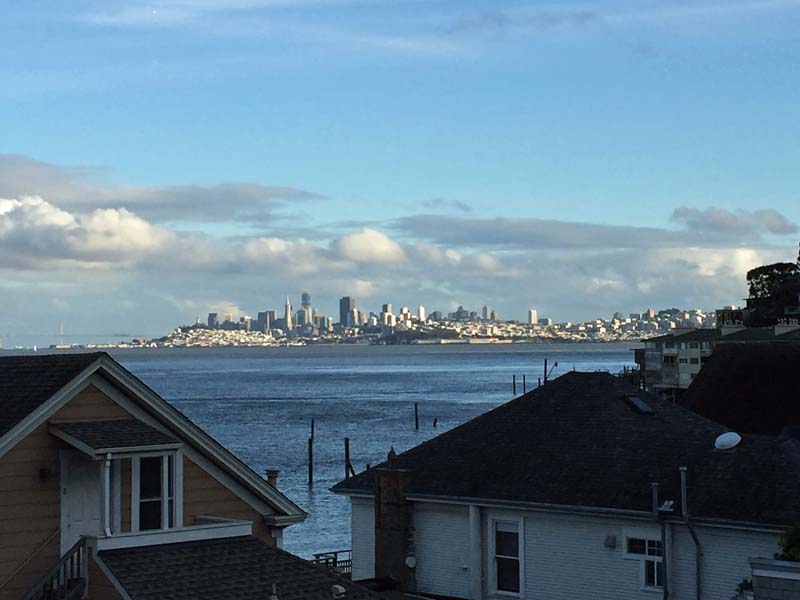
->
[373,452,416,594]
[266,469,280,488]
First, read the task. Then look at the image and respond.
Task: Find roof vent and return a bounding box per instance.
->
[624,395,655,415]
[714,431,742,450]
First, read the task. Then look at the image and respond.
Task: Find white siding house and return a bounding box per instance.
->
[334,373,800,600]
[349,498,780,600]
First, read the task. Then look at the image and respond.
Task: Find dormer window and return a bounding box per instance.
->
[133,454,180,531]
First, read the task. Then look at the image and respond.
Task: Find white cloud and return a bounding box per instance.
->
[333,228,405,264]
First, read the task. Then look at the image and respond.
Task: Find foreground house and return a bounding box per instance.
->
[0,352,379,600]
[333,372,800,600]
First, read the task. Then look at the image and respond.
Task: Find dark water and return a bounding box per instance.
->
[107,343,637,557]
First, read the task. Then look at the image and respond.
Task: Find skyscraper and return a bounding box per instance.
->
[207,313,219,328]
[528,308,538,325]
[417,305,426,321]
[284,296,293,331]
[301,291,312,310]
[339,296,355,327]
[482,306,490,320]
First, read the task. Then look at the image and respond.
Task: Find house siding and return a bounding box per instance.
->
[0,385,129,600]
[351,497,375,581]
[415,502,471,599]
[348,500,781,600]
[670,526,778,600]
[182,455,275,544]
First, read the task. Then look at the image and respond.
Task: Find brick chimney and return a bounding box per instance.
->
[265,469,280,488]
[373,451,416,593]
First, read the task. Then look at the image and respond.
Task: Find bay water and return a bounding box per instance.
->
[109,343,637,557]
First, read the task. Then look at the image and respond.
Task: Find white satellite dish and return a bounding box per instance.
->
[714,431,742,450]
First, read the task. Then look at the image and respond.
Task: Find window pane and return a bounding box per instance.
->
[627,538,646,555]
[496,531,519,558]
[168,499,175,528]
[647,540,663,557]
[140,457,162,500]
[168,455,175,498]
[645,559,664,588]
[140,500,162,530]
[496,558,520,593]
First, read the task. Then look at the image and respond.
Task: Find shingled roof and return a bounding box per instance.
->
[681,343,800,435]
[333,372,800,527]
[0,352,106,437]
[98,535,382,600]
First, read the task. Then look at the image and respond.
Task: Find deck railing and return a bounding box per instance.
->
[313,549,352,576]
[23,538,87,600]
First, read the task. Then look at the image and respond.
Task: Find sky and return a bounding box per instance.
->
[2,0,800,346]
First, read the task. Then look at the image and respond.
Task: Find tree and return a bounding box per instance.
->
[747,262,800,300]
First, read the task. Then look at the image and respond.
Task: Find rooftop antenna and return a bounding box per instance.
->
[543,359,559,383]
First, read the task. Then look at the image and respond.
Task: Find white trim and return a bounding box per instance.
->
[752,568,800,581]
[131,456,140,532]
[0,356,304,522]
[487,511,525,598]
[102,453,112,536]
[174,448,184,528]
[161,454,170,529]
[112,459,122,533]
[92,520,253,551]
[468,505,482,599]
[0,361,102,459]
[89,372,304,522]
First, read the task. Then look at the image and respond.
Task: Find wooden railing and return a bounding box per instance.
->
[313,549,352,576]
[22,538,87,600]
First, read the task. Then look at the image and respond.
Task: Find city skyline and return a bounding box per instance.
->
[3,1,800,346]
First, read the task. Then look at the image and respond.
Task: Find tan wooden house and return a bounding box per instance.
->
[0,352,379,600]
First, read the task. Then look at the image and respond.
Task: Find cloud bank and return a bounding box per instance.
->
[0,154,797,345]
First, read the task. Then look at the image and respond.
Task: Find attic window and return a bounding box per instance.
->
[624,395,655,415]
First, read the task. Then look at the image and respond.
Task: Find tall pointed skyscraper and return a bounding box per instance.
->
[284,296,293,331]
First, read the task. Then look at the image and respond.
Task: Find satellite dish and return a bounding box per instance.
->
[714,431,742,450]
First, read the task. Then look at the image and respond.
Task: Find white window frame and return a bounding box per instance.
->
[623,534,664,592]
[487,513,525,598]
[131,449,183,532]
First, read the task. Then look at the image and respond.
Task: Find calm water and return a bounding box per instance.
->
[106,343,637,557]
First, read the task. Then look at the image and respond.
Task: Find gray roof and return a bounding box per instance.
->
[0,352,105,438]
[99,536,382,600]
[51,420,179,452]
[333,372,800,527]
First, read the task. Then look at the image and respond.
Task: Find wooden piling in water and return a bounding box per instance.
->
[414,402,419,430]
[513,374,517,395]
[307,436,313,487]
[523,374,527,393]
[344,437,351,480]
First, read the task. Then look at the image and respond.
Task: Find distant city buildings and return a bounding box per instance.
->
[527,308,538,325]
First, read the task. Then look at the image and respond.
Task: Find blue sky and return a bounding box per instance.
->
[1,0,800,345]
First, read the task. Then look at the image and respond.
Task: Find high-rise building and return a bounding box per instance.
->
[301,291,312,310]
[482,306,490,320]
[223,313,234,324]
[528,308,538,325]
[417,305,426,321]
[382,303,393,315]
[284,296,293,331]
[256,311,272,332]
[339,296,355,327]
[207,313,219,329]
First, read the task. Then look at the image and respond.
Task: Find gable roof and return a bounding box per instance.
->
[98,535,382,600]
[681,343,800,435]
[333,372,800,527]
[0,351,305,523]
[0,352,104,437]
